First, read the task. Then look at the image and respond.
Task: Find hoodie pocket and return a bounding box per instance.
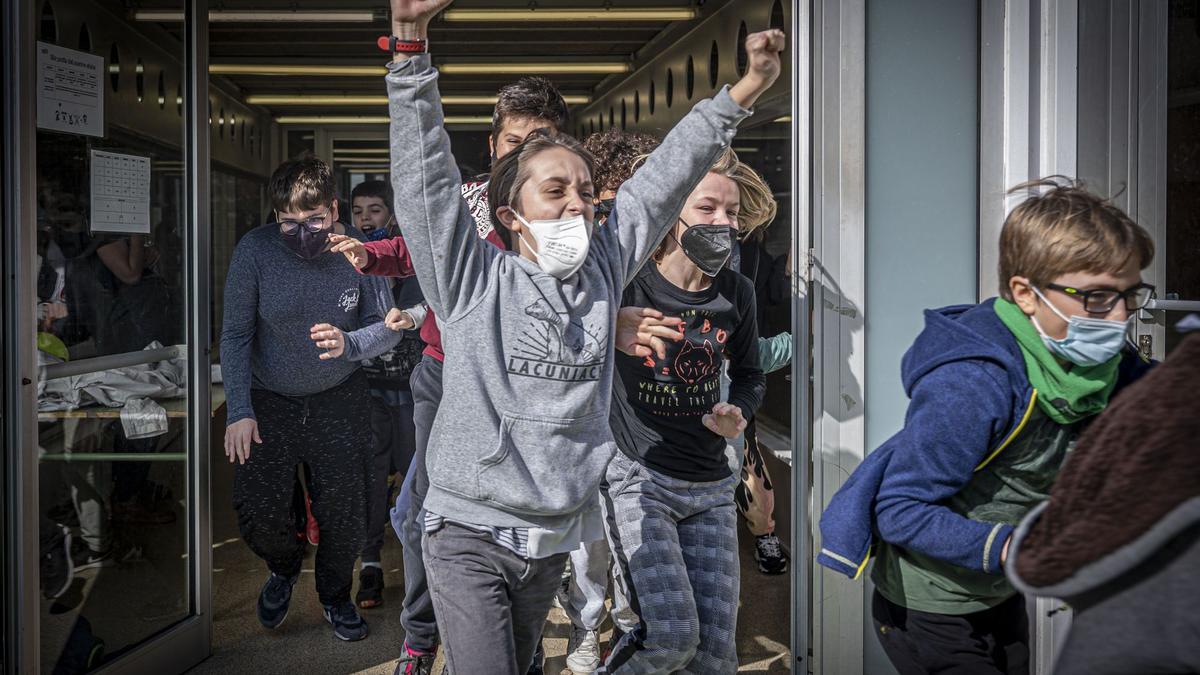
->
[478,412,610,515]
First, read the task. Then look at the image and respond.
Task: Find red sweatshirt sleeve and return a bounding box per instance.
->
[359,236,417,277]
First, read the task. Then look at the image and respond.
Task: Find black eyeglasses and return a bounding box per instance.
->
[277,210,330,235]
[1044,282,1156,314]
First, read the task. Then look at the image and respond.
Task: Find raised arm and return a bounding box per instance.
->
[385,0,494,320]
[610,30,785,284]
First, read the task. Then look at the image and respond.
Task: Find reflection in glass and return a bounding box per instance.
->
[35,3,190,672]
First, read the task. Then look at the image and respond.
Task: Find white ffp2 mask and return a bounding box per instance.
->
[513,212,591,280]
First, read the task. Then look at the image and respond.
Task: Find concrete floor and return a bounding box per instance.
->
[190,428,793,675]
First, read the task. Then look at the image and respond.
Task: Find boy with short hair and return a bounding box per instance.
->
[818,177,1156,674]
[221,157,401,641]
[349,179,428,608]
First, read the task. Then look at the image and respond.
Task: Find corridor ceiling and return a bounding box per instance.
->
[129,0,731,123]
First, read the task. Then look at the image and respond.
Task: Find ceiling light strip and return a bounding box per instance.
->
[442,8,697,22]
[440,63,629,75]
[135,10,376,22]
[246,94,590,106]
[215,63,627,77]
[276,115,492,125]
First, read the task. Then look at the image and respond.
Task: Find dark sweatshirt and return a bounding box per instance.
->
[221,223,400,424]
[610,264,764,481]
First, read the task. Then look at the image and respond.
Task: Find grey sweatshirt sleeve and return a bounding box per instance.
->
[385,56,498,321]
[610,87,751,286]
[220,240,258,425]
[406,302,429,328]
[342,273,403,362]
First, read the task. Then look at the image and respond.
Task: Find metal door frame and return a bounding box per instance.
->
[1,0,213,671]
[806,0,867,672]
[789,1,813,672]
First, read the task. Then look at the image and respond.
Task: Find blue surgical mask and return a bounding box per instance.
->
[1031,286,1131,367]
[364,227,390,242]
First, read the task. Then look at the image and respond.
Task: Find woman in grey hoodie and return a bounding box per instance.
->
[378,1,784,672]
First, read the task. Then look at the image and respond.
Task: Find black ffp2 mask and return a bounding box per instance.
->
[676,218,733,276]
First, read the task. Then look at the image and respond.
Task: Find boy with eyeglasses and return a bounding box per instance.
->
[221,157,402,642]
[818,177,1156,674]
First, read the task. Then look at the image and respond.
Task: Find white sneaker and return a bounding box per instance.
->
[565,627,600,675]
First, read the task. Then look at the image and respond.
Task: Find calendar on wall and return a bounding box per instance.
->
[89,150,152,234]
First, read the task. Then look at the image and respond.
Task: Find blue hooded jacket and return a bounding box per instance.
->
[816,299,1151,579]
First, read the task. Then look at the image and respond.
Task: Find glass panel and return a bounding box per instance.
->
[34,1,190,670]
[1166,4,1200,354]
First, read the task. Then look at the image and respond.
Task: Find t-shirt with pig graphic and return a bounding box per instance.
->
[610,263,766,481]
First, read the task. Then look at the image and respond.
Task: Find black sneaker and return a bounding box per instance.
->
[394,642,437,675]
[256,572,298,629]
[323,600,369,641]
[41,525,74,599]
[73,546,115,572]
[356,565,384,609]
[754,533,790,575]
[525,639,545,675]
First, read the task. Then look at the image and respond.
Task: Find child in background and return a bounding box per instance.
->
[349,180,428,609]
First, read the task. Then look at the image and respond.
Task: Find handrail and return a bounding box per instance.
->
[42,344,185,381]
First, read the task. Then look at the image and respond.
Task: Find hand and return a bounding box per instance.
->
[702,402,747,439]
[329,233,370,270]
[310,323,346,360]
[1000,535,1011,566]
[730,29,786,109]
[224,418,262,464]
[391,0,454,37]
[615,307,685,359]
[385,307,414,331]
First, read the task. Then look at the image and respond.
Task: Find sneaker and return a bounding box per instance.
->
[256,572,298,629]
[394,642,437,675]
[323,600,369,641]
[754,533,790,575]
[525,639,545,675]
[305,494,320,546]
[565,627,601,675]
[40,525,74,599]
[356,565,385,609]
[73,547,115,571]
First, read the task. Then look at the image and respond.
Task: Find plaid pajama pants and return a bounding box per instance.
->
[600,451,741,674]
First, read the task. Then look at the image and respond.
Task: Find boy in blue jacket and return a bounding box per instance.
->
[818,177,1156,674]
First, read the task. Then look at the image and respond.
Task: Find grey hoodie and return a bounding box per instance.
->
[386,55,750,530]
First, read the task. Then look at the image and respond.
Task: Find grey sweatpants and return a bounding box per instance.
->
[423,522,568,675]
[601,452,741,674]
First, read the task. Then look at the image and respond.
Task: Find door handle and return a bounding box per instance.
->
[1138,298,1200,325]
[1144,299,1200,312]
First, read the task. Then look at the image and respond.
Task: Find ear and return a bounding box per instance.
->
[496,205,520,233]
[1009,276,1038,316]
[330,200,340,224]
[488,134,496,160]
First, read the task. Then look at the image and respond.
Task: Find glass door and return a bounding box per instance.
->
[19,0,210,671]
[1145,5,1200,354]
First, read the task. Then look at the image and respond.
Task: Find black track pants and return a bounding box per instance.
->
[232,371,373,606]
